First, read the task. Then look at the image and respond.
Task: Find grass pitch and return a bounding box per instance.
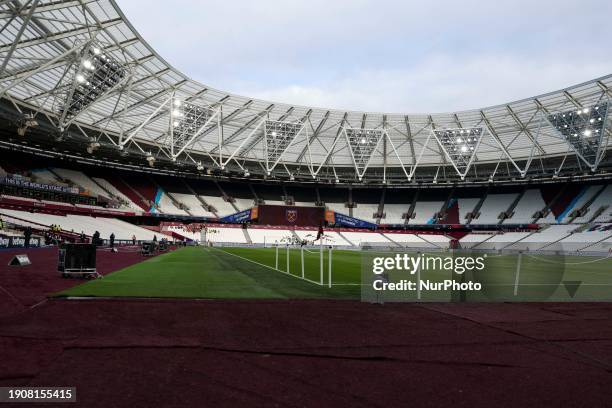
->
[56,247,360,299]
[56,246,612,301]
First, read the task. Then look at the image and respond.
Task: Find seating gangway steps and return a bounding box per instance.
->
[466,187,489,225]
[500,187,526,224]
[568,185,607,223]
[242,228,253,244]
[182,180,218,217]
[336,231,356,246]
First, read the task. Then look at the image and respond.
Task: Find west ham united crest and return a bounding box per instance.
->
[286,209,298,223]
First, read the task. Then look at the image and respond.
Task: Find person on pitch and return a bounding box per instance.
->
[24,226,32,248]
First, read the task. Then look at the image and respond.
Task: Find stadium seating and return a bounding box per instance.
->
[170,193,215,217]
[554,227,612,251]
[458,233,496,248]
[90,177,142,211]
[583,228,612,252]
[326,202,347,215]
[382,232,432,248]
[293,230,352,246]
[52,168,110,199]
[165,225,200,241]
[408,201,441,224]
[382,204,408,224]
[572,185,612,223]
[417,234,452,248]
[504,225,578,250]
[105,176,150,211]
[200,195,235,216]
[0,208,159,240]
[234,198,254,211]
[457,198,479,223]
[590,186,612,223]
[472,231,533,250]
[351,204,379,223]
[506,189,553,224]
[30,168,61,185]
[340,231,391,246]
[248,228,294,245]
[156,192,189,215]
[472,194,516,224]
[206,227,248,244]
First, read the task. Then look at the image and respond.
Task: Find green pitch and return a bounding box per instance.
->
[55,246,612,301]
[55,246,361,299]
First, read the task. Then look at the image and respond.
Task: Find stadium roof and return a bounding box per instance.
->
[0,0,611,183]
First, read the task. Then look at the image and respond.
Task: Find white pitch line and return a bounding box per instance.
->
[214,248,323,287]
[513,253,522,296]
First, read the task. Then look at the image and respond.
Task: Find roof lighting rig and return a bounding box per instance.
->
[171,99,214,154]
[547,103,609,171]
[60,43,128,128]
[433,127,483,179]
[263,120,305,174]
[345,128,384,180]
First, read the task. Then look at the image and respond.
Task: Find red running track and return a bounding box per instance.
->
[0,298,611,407]
[0,246,171,317]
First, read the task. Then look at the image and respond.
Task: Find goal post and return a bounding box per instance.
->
[301,246,305,279]
[328,245,332,288]
[286,244,290,273]
[270,239,332,288]
[320,238,324,285]
[275,244,279,270]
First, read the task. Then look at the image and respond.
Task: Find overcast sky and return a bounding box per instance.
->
[119,0,612,113]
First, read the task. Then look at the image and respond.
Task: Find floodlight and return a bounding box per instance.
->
[547,102,609,169]
[433,126,483,178]
[86,141,100,154]
[170,101,215,154]
[263,120,304,173]
[146,153,155,167]
[344,127,384,178]
[62,43,127,123]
